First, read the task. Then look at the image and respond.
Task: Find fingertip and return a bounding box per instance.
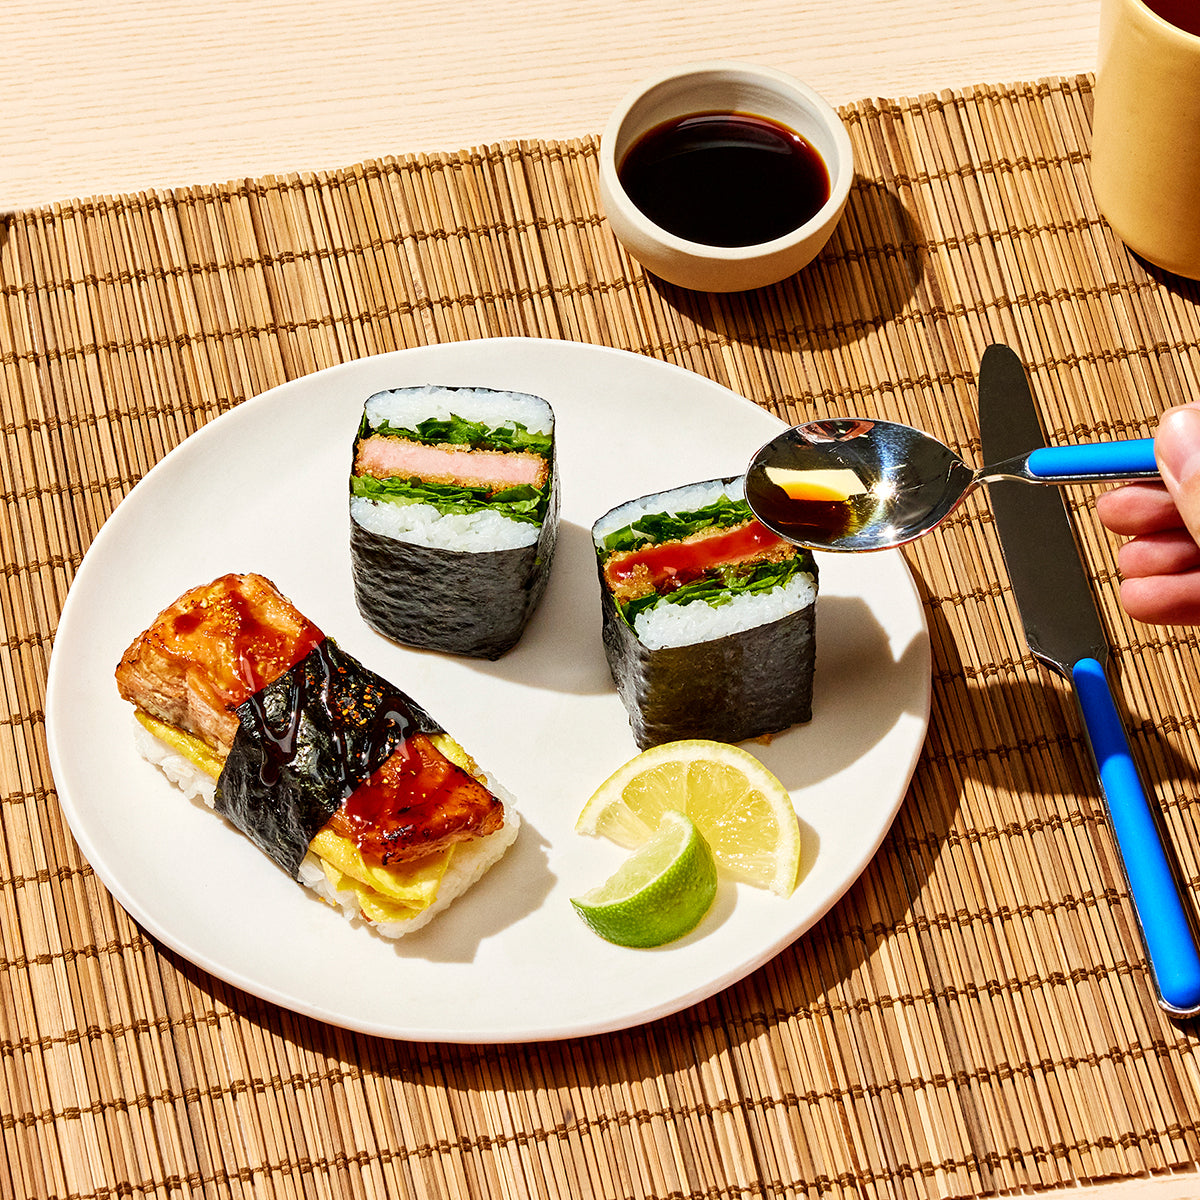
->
[1115,530,1200,578]
[1156,405,1200,493]
[1093,480,1178,536]
[1094,484,1125,530]
[1117,577,1169,624]
[1119,574,1200,625]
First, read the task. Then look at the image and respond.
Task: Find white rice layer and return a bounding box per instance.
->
[591,476,744,547]
[135,720,217,806]
[363,385,554,435]
[350,496,539,550]
[133,718,520,940]
[633,569,817,650]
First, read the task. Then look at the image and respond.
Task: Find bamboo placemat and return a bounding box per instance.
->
[3,73,1200,1199]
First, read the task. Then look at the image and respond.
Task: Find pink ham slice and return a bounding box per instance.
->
[355,435,549,491]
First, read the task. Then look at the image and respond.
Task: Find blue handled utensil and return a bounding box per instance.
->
[746,414,1159,553]
[979,342,1200,1017]
[1026,439,1157,479]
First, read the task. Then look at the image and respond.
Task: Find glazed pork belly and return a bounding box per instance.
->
[116,572,505,866]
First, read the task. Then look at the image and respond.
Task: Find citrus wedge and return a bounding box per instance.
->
[570,810,717,947]
[576,739,800,896]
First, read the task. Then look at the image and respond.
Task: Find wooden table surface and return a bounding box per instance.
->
[5,2,1199,1196]
[6,0,1101,212]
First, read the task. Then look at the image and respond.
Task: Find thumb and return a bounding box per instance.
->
[1155,403,1200,545]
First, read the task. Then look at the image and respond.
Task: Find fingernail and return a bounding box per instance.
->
[1156,405,1200,491]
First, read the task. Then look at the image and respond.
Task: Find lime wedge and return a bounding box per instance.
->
[576,739,801,896]
[570,810,717,948]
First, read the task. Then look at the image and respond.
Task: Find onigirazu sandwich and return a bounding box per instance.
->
[349,385,559,659]
[592,476,818,749]
[114,572,519,937]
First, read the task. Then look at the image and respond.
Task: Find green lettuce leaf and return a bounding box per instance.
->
[601,495,752,553]
[618,553,812,624]
[362,412,552,456]
[351,474,548,525]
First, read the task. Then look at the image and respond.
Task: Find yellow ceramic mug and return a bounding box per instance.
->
[1092,0,1200,279]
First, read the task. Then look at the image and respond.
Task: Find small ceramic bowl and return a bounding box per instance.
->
[598,61,854,293]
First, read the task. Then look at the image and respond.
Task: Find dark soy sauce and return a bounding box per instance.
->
[749,487,859,544]
[619,111,830,247]
[744,469,872,544]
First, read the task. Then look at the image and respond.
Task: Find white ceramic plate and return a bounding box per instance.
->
[46,338,930,1043]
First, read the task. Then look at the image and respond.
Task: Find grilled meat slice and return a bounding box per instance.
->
[355,435,550,492]
[115,572,322,757]
[323,731,504,865]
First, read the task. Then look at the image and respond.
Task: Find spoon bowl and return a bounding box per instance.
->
[745,418,1159,552]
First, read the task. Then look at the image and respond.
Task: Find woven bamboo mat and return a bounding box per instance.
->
[3,72,1200,1199]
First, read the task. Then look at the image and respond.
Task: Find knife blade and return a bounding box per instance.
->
[978,342,1200,1016]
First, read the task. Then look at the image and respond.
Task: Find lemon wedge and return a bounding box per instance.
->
[576,739,800,896]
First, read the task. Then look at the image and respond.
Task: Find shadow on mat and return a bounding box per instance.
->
[736,556,1200,1006]
[640,179,925,355]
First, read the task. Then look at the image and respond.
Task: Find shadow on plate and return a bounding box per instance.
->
[386,812,554,964]
[752,591,929,793]
[402,519,615,698]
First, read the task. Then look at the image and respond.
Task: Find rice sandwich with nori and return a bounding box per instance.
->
[349,385,560,658]
[592,477,818,749]
[114,572,520,938]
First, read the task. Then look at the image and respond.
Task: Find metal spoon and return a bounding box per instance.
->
[744,417,1160,552]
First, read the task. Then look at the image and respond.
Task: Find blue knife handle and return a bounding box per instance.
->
[1028,439,1157,478]
[1072,657,1200,1014]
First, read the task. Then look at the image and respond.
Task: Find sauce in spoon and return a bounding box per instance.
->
[745,417,1160,553]
[745,465,874,543]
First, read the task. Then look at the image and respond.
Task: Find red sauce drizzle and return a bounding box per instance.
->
[329,733,500,865]
[605,520,789,592]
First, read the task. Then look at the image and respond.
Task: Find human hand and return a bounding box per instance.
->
[1095,403,1200,624]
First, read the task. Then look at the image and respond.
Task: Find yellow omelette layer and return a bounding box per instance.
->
[134,710,473,925]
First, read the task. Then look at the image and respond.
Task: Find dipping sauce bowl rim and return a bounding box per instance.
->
[599,60,855,261]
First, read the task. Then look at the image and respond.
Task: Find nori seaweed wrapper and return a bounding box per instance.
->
[351,460,559,659]
[593,477,817,749]
[597,580,817,749]
[214,637,443,876]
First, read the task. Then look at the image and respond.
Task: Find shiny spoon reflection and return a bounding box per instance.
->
[744,418,1160,552]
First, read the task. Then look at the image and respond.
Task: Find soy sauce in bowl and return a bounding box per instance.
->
[618,111,830,247]
[598,63,853,291]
